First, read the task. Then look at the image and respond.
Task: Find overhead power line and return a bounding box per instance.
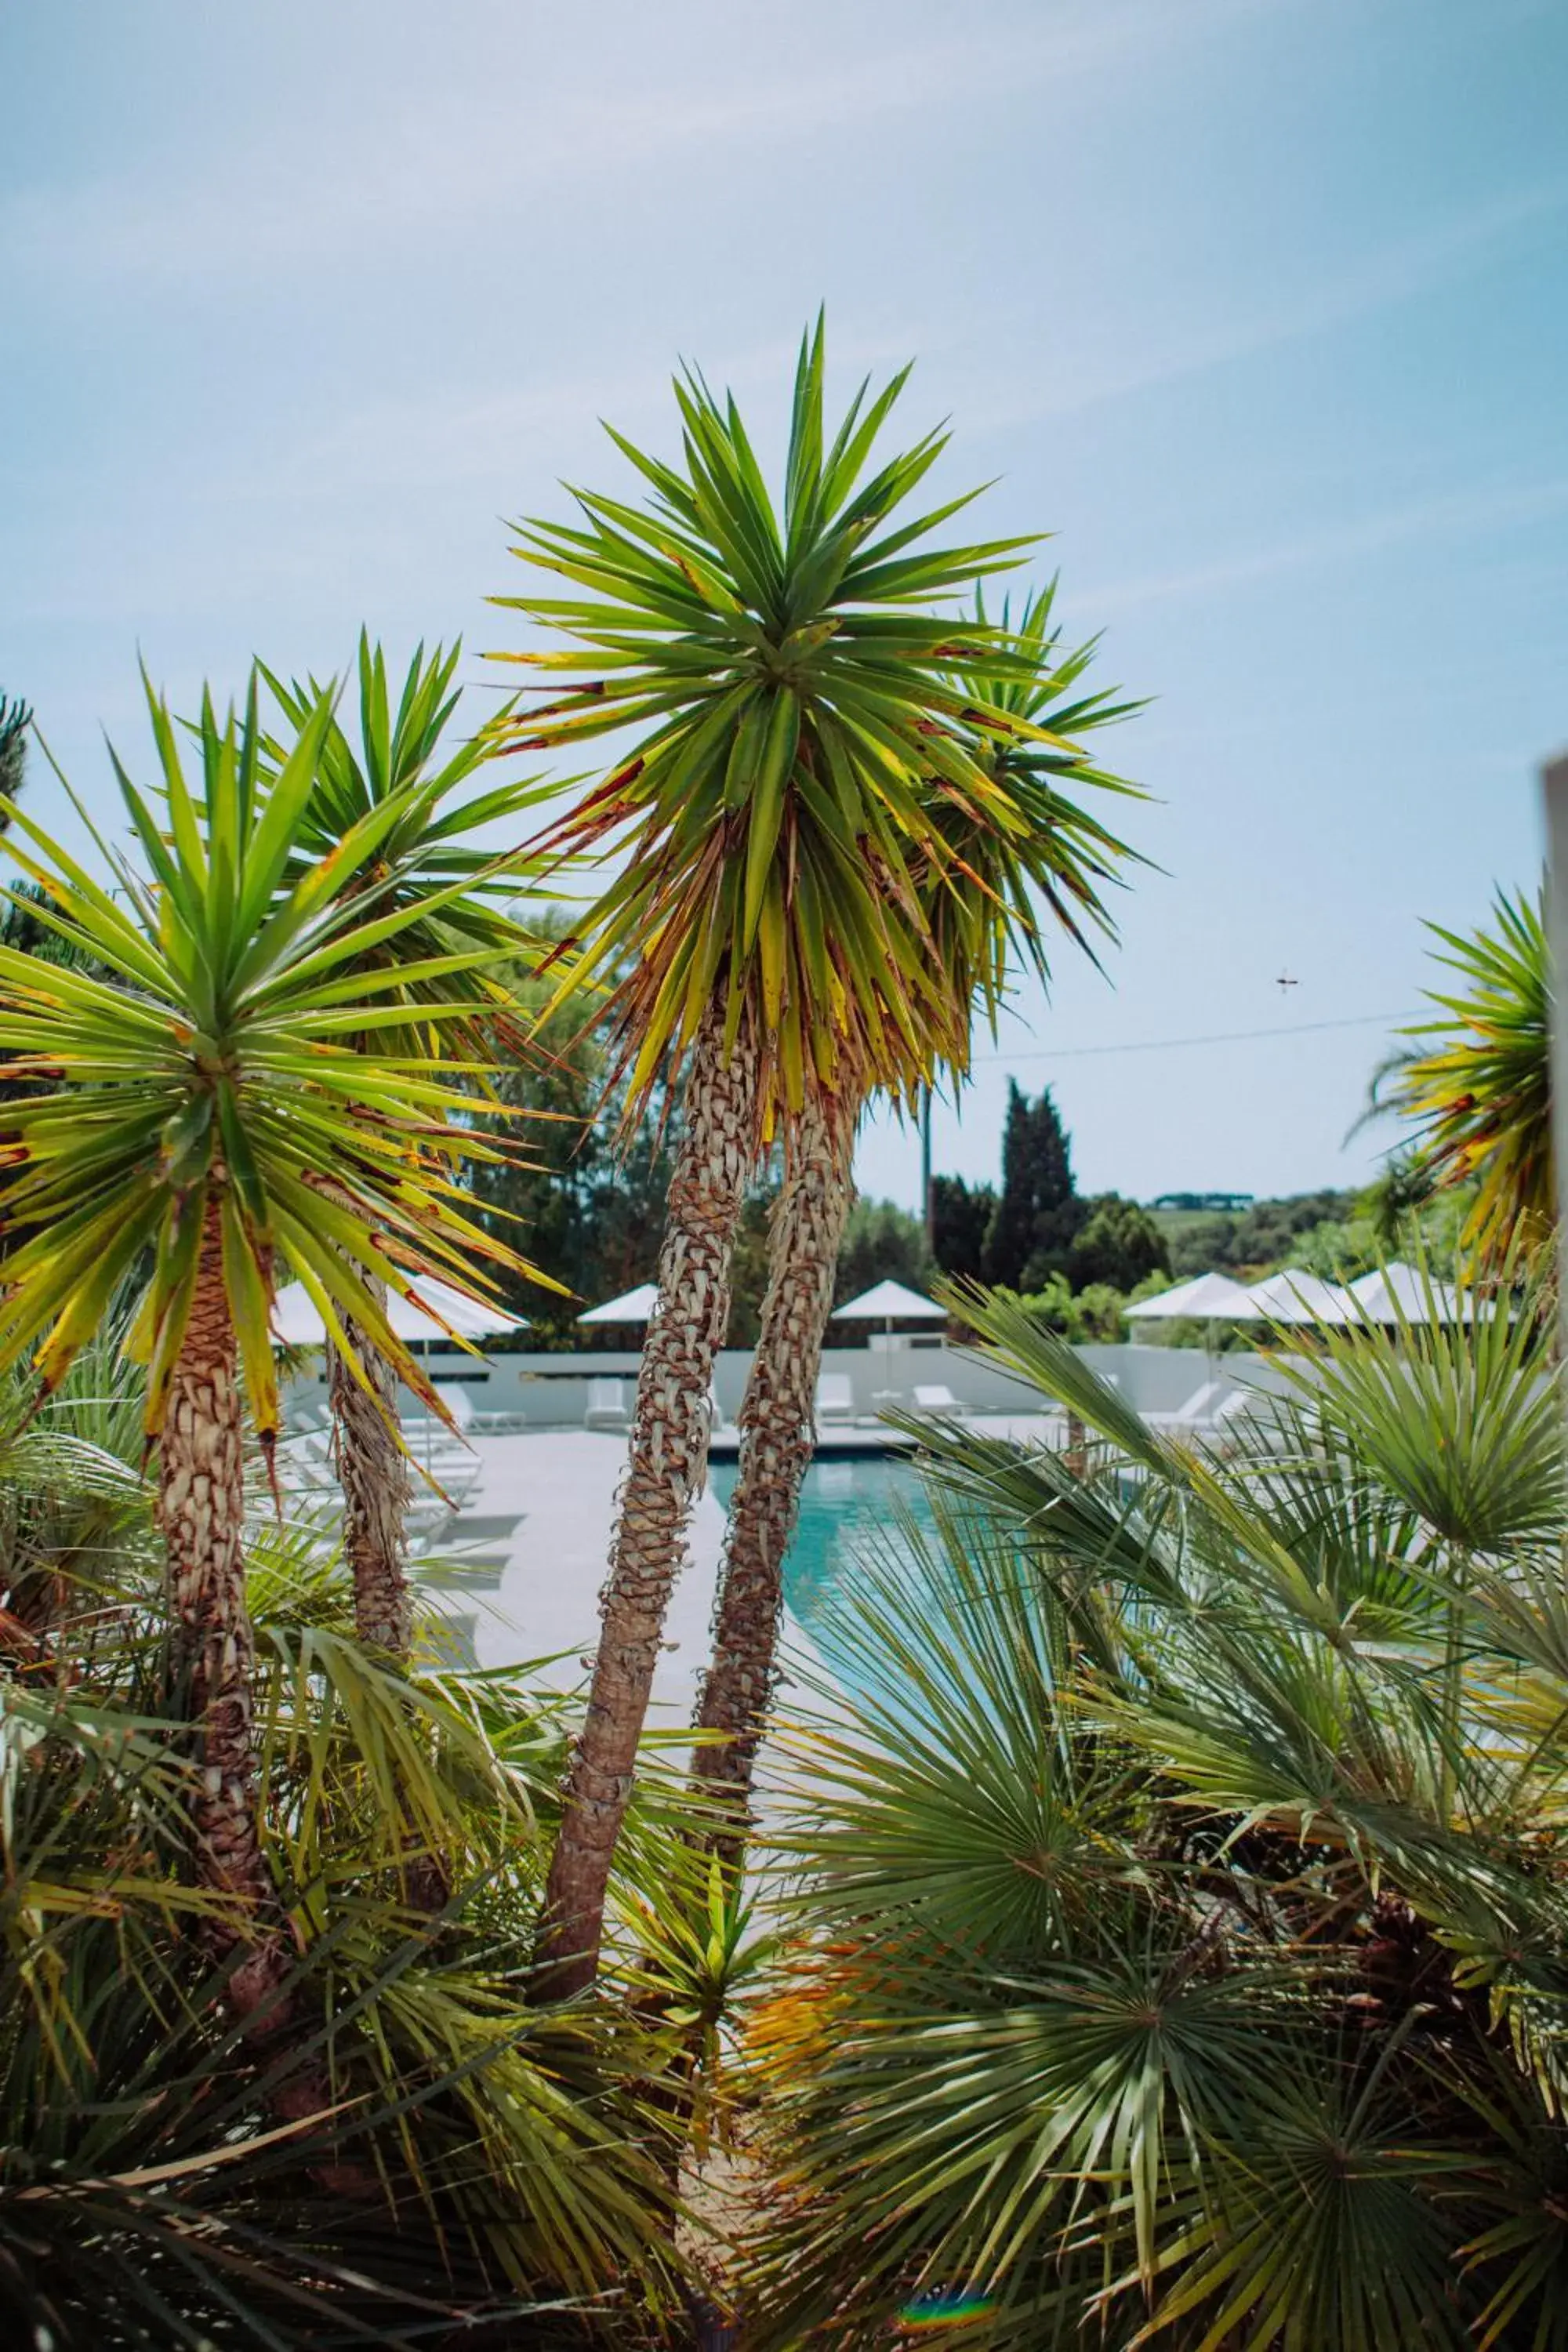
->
[973,1010,1417,1068]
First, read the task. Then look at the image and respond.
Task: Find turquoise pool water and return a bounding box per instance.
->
[707,1454,937,1642]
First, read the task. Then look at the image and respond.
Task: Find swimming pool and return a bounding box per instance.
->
[707,1453,938,1642]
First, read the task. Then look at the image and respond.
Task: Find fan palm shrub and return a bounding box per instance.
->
[743,1272,1568,2346]
[257,634,553,1659]
[0,1325,154,1650]
[691,581,1143,1860]
[493,315,1073,1991]
[0,675,532,2010]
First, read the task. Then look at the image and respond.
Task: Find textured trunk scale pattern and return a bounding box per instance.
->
[692,1087,857,1859]
[160,1202,279,2013]
[327,1279,414,1657]
[329,1293,451,1910]
[539,1005,758,1994]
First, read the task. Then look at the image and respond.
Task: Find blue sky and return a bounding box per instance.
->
[4,0,1565,1211]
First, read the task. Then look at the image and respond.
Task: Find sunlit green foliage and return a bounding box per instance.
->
[744,1271,1568,2347]
[0,1350,702,2346]
[1393,884,1552,1270]
[0,672,535,1450]
[492,316,1127,1131]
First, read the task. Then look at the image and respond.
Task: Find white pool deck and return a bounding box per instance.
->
[404,1414,1076,1712]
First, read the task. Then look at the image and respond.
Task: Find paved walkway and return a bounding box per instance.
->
[445,1430,730,1719]
[423,1414,1080,1700]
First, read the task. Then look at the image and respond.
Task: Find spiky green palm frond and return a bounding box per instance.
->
[492,316,1107,1128]
[0,1827,651,2347]
[1394,884,1552,1270]
[259,633,559,1059]
[924,582,1148,1036]
[0,671,540,1450]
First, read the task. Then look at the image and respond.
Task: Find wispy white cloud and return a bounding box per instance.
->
[213,162,1563,525]
[1082,474,1568,613]
[953,179,1568,432]
[1,0,1278,289]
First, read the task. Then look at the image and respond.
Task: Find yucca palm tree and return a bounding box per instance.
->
[690,583,1143,1856]
[258,634,553,1658]
[492,317,1062,1991]
[0,674,530,2010]
[1393,882,1551,1272]
[745,1272,1568,2346]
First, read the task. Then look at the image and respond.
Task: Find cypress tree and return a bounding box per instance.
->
[931,1174,997,1283]
[982,1080,1083,1290]
[0,694,30,818]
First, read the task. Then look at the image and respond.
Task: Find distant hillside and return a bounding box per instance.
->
[1148,1190,1363,1280]
[1149,1191,1254,1213]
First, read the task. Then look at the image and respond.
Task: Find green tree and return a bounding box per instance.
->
[1159,1189,1363,1279]
[0,676,530,2011]
[1064,1190,1169,1291]
[694,579,1141,1867]
[495,318,1047,1991]
[467,925,684,1350]
[833,1197,933,1306]
[0,1339,694,2341]
[931,1172,996,1282]
[982,1080,1082,1289]
[0,693,28,816]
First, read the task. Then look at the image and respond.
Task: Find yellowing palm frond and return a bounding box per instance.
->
[257,633,560,1062]
[1394,884,1551,1271]
[0,671,540,1457]
[491,316,1098,1128]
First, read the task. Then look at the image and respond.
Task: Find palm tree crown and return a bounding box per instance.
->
[492,315,1067,1129]
[0,671,530,1459]
[260,633,555,1059]
[1392,882,1551,1269]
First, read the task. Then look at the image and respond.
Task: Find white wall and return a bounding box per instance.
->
[282,1337,1293,1431]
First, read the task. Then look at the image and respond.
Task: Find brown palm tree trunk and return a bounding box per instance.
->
[161,1197,283,2020]
[326,1281,414,1657]
[328,1279,451,1911]
[165,1206,385,2183]
[689,1084,858,1866]
[539,1004,757,1998]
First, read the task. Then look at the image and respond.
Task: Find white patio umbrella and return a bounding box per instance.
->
[1126,1271,1258,1323]
[577,1281,660,1327]
[1245,1269,1356,1326]
[831,1279,949,1337]
[271,1276,526,1348]
[1348,1262,1470,1323]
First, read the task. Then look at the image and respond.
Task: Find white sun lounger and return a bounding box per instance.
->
[815,1374,855,1426]
[913,1382,965,1416]
[585,1376,630,1432]
[1145,1378,1225,1432]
